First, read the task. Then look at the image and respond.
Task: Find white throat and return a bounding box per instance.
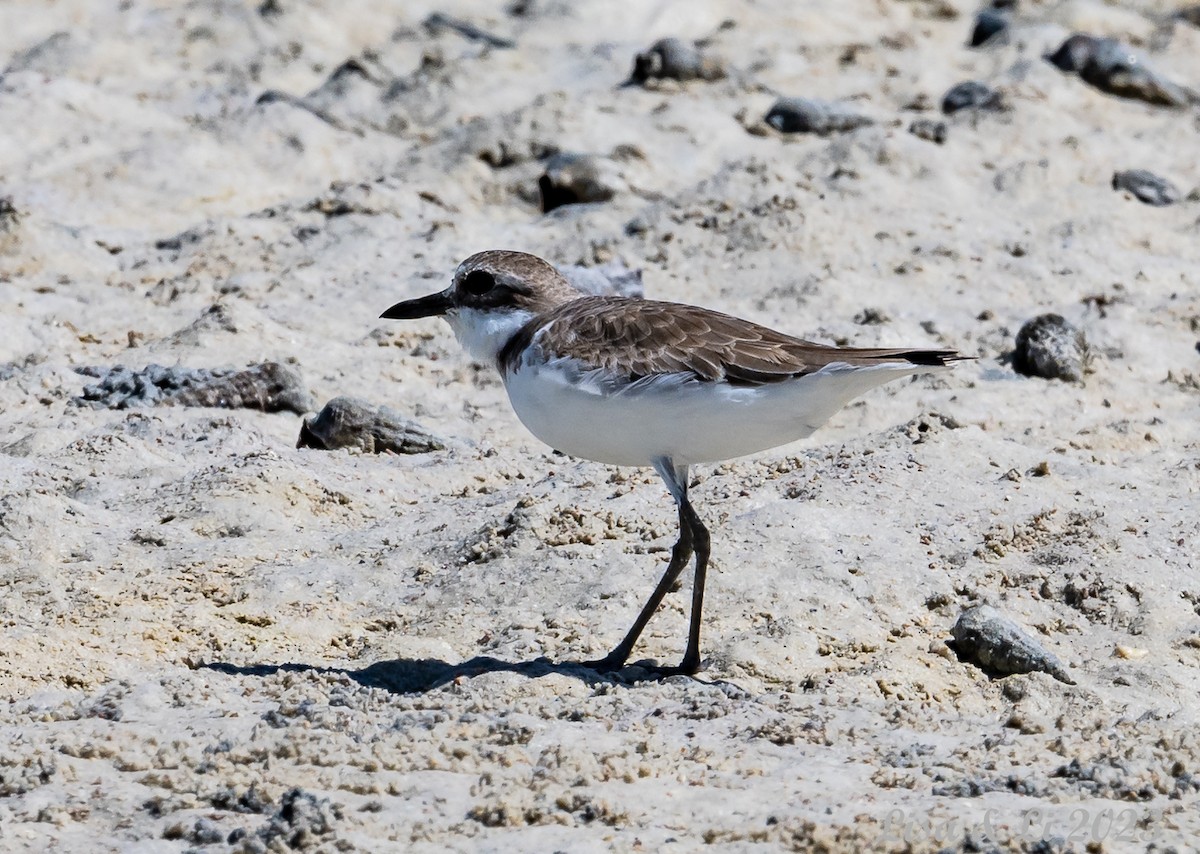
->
[445,307,535,367]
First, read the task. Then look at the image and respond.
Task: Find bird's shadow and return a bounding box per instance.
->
[195,655,728,694]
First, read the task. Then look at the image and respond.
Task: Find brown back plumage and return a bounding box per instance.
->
[500,296,963,386]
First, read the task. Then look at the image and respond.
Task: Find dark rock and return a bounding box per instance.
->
[164,817,223,843]
[255,788,340,850]
[951,605,1074,684]
[1045,33,1094,73]
[1046,34,1194,108]
[763,97,872,135]
[154,227,205,253]
[854,307,890,325]
[191,818,225,845]
[1012,314,1088,382]
[932,773,1047,798]
[74,363,313,414]
[970,10,1009,47]
[210,784,271,815]
[557,262,644,298]
[297,397,444,454]
[628,38,724,85]
[941,81,1003,114]
[908,118,948,144]
[539,153,620,212]
[1112,169,1180,207]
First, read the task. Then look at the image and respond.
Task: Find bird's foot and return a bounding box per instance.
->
[574,653,703,679]
[639,657,703,679]
[577,651,631,673]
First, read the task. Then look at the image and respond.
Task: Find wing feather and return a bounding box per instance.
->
[516,297,962,386]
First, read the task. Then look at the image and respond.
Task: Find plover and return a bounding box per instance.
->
[382,250,963,676]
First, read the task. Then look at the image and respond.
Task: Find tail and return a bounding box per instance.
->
[812,347,969,369]
[786,350,967,435]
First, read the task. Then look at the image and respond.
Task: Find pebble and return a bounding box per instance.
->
[941,81,1003,114]
[538,153,621,212]
[1046,34,1194,108]
[558,262,644,298]
[763,97,872,135]
[1111,169,1180,207]
[297,397,444,454]
[951,605,1075,685]
[251,788,340,851]
[1012,313,1088,382]
[627,37,724,85]
[1114,645,1148,660]
[969,10,1009,47]
[908,118,947,144]
[74,363,313,413]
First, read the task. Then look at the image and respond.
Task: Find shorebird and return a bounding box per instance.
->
[382,250,963,675]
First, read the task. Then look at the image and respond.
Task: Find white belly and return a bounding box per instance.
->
[502,356,925,467]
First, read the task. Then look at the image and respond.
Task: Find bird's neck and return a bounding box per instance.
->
[445,307,537,370]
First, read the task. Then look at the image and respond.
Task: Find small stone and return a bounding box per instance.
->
[969,10,1009,47]
[74,363,313,414]
[297,397,444,454]
[1114,645,1148,660]
[854,307,890,325]
[1012,313,1088,382]
[941,81,1003,114]
[191,818,225,845]
[1112,169,1180,207]
[627,38,724,85]
[763,97,872,135]
[1046,34,1194,108]
[908,118,947,144]
[951,604,1074,684]
[538,153,621,212]
[256,788,340,847]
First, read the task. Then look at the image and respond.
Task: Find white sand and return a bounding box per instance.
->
[2,0,1199,849]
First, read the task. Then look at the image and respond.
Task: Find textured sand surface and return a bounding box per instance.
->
[2,0,1199,850]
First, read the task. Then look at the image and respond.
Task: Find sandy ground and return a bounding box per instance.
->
[2,0,1199,850]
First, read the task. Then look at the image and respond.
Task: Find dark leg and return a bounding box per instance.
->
[675,500,710,675]
[582,503,692,672]
[583,459,710,676]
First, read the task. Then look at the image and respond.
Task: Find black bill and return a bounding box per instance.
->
[380,290,453,319]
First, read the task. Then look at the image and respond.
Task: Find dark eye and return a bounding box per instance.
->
[462,269,496,296]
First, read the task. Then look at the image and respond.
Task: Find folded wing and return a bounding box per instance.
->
[511,297,963,387]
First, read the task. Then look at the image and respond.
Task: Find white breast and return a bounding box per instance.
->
[444,307,535,365]
[502,349,929,467]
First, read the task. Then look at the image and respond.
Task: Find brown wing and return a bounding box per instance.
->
[511,297,962,386]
